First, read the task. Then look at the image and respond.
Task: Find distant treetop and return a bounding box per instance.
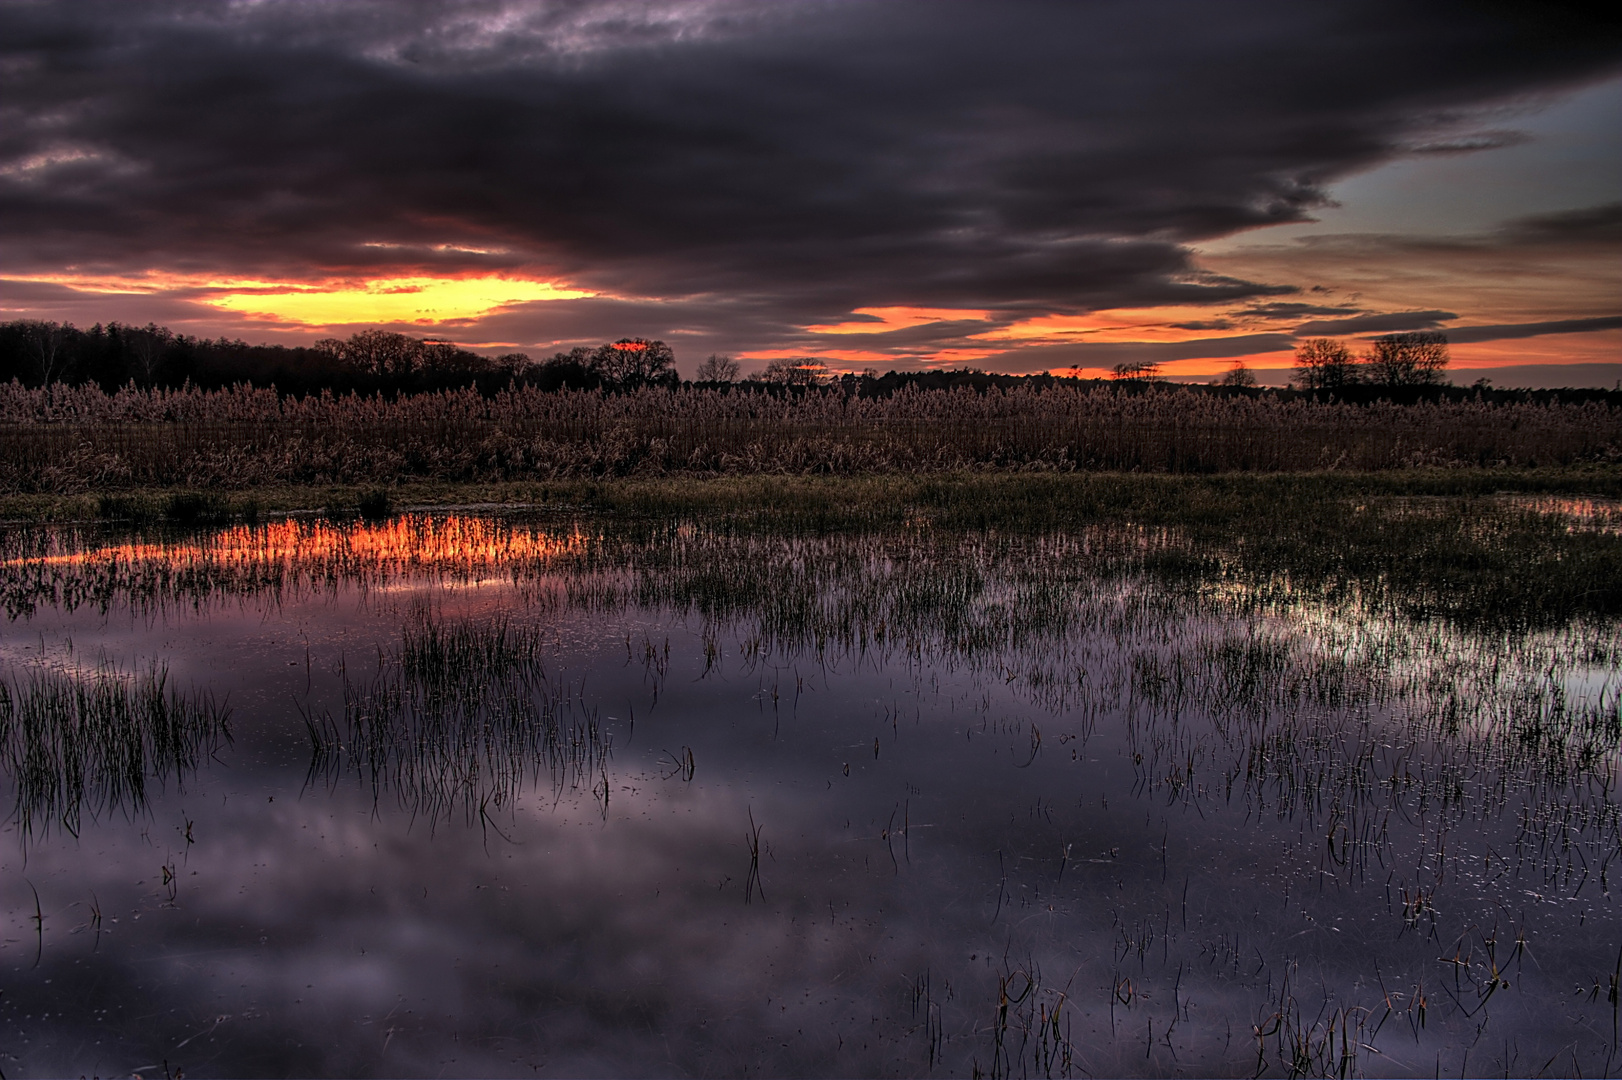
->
[1293,332,1450,391]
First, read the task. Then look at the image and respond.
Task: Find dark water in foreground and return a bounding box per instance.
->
[0,515,1618,1077]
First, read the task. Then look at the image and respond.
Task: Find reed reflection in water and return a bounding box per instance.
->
[304,613,615,829]
[0,514,590,617]
[0,662,230,840]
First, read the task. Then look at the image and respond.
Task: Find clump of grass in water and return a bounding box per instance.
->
[399,612,544,689]
[0,663,231,840]
[1251,961,1370,1080]
[982,957,1078,1080]
[305,613,611,828]
[95,491,255,526]
[357,488,394,521]
[162,492,232,525]
[96,493,157,523]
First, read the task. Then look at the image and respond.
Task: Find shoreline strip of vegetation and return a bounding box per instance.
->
[4,470,1617,627]
[2,467,1619,524]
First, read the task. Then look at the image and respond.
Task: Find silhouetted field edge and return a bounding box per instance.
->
[0,467,1617,525]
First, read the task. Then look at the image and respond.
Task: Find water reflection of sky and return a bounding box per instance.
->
[1504,494,1622,535]
[1,517,1617,1077]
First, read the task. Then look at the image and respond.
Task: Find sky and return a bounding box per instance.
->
[2,1,1619,386]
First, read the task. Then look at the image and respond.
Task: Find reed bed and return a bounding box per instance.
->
[0,663,231,840]
[1,381,1618,490]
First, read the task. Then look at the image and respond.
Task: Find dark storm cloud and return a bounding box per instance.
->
[1293,309,1458,335]
[1402,130,1531,154]
[1442,315,1622,342]
[1498,202,1622,246]
[0,277,231,327]
[476,294,1012,364]
[1244,303,1360,317]
[1449,362,1622,388]
[2,1,1620,326]
[1276,200,1622,264]
[470,293,795,352]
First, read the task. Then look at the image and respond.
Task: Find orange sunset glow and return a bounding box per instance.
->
[208,275,593,326]
[971,306,1267,345]
[802,306,992,334]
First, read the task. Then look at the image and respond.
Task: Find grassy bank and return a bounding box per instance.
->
[2,468,1619,627]
[2,465,1618,525]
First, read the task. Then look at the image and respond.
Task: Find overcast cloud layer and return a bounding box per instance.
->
[2,1,1619,369]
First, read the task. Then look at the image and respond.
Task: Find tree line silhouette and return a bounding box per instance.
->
[1291,332,1452,390]
[0,320,1612,405]
[0,320,1186,398]
[0,321,683,396]
[1109,332,1456,392]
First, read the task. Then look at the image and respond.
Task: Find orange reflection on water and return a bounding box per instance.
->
[1506,495,1622,535]
[12,516,588,577]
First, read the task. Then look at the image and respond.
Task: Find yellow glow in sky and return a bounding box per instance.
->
[207,275,593,326]
[14,270,594,328]
[21,271,313,295]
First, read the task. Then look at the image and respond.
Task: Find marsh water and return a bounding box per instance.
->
[0,511,1618,1077]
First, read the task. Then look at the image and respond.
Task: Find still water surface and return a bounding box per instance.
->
[1,514,1618,1077]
